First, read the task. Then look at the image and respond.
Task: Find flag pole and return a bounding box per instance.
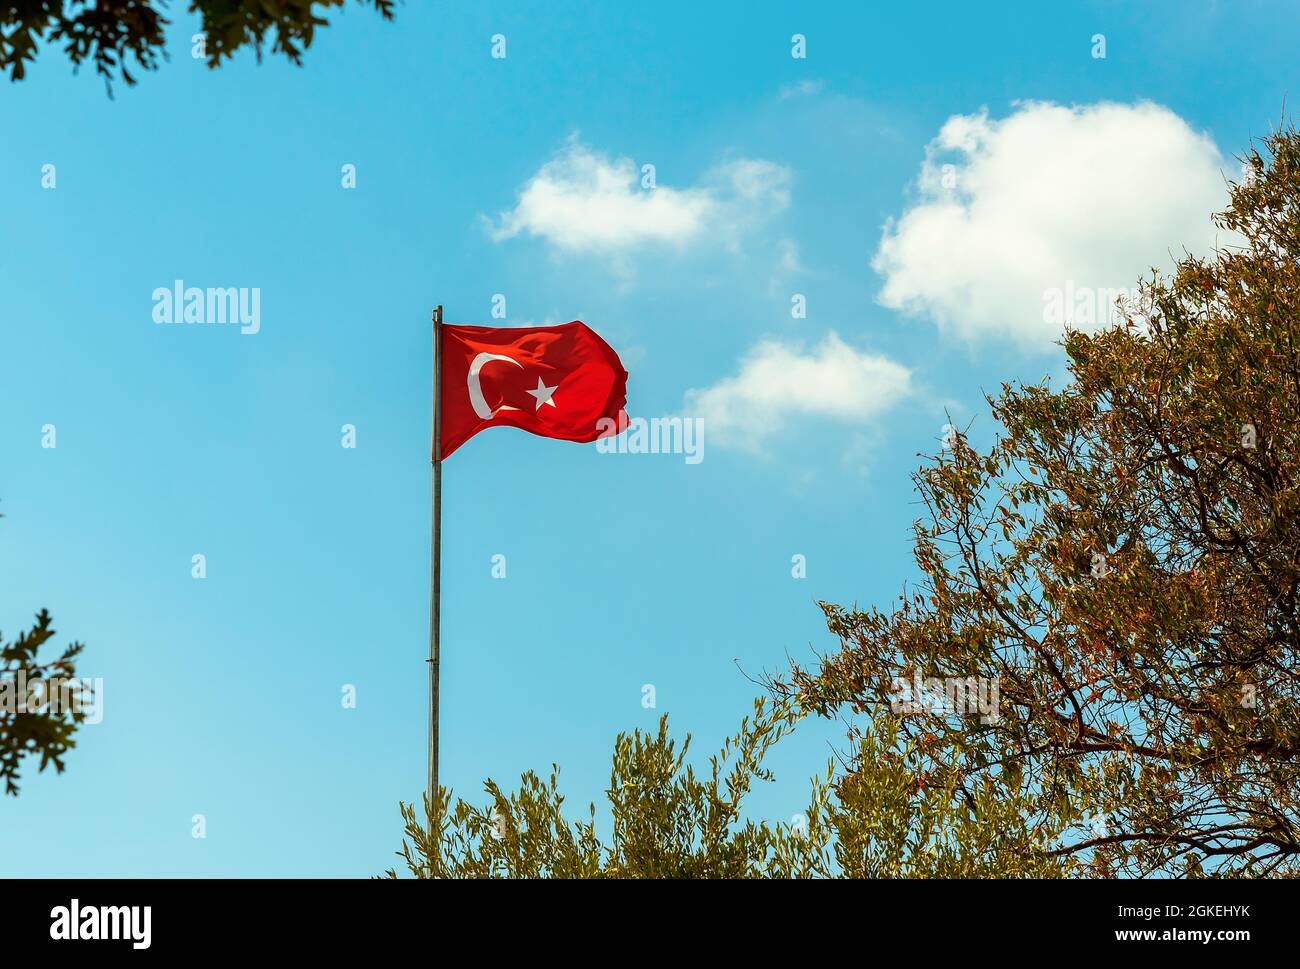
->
[428,304,443,860]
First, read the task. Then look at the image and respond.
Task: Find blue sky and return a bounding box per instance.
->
[1,0,1295,875]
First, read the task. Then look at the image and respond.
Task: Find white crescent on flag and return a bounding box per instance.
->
[467,352,523,419]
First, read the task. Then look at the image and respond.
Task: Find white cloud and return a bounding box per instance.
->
[872,101,1231,346]
[683,333,912,453]
[489,137,790,256]
[779,79,825,100]
[777,239,801,273]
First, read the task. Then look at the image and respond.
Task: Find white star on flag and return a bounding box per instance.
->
[526,377,558,410]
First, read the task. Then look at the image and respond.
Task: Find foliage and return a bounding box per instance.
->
[0,609,90,796]
[0,0,396,89]
[776,126,1300,877]
[388,699,1066,878]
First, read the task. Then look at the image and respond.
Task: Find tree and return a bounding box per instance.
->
[776,126,1300,877]
[1,609,91,796]
[389,699,1066,878]
[1,0,396,88]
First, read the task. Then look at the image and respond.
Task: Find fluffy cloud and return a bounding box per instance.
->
[683,333,912,453]
[490,138,790,255]
[872,101,1230,346]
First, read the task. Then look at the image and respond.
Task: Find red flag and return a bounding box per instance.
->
[438,321,629,459]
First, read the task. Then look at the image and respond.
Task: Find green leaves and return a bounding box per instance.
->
[388,698,1065,879]
[0,609,89,797]
[0,1,397,90]
[391,702,808,879]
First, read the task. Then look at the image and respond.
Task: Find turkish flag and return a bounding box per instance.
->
[438,321,629,459]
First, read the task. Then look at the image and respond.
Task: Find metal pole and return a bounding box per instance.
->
[428,305,443,862]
